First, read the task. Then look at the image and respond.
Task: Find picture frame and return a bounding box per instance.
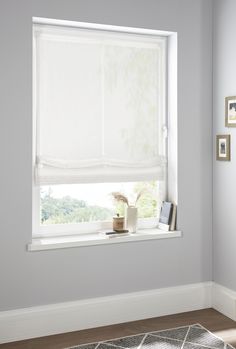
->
[225,96,236,127]
[216,135,231,161]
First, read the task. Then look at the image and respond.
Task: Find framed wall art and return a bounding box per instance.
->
[216,134,231,161]
[225,96,236,127]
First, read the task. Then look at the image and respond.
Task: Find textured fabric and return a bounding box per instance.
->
[33,23,166,185]
[151,327,189,341]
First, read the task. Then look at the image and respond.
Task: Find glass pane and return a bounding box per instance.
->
[40,181,163,225]
[39,35,102,162]
[104,43,160,164]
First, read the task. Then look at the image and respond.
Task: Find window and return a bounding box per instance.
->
[33,19,167,237]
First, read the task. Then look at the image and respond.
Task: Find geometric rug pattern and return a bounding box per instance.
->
[66,324,235,349]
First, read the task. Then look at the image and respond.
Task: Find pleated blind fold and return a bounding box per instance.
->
[34,24,167,185]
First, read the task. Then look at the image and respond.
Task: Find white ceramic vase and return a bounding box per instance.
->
[125,206,138,233]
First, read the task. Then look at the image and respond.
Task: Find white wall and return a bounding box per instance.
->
[213,0,236,292]
[0,0,213,311]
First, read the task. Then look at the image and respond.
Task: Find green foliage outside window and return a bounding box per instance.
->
[41,181,158,225]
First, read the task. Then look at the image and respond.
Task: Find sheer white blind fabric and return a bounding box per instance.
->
[34,24,166,185]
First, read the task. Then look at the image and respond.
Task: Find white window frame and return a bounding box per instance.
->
[32,17,176,239]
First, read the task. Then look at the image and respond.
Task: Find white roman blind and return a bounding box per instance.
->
[33,23,167,185]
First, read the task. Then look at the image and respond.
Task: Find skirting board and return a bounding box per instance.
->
[0,282,212,344]
[212,283,236,321]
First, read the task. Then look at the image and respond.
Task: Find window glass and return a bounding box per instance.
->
[40,181,163,225]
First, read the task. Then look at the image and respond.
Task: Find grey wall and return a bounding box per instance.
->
[0,0,213,311]
[213,0,236,291]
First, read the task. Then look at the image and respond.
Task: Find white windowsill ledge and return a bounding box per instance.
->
[27,229,182,251]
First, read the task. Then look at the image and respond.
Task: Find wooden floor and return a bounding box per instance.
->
[1,309,236,349]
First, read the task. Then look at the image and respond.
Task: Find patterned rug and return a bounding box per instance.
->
[66,324,234,349]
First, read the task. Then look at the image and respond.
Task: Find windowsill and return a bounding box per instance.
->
[27,229,182,251]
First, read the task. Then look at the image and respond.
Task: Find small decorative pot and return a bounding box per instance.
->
[113,215,125,232]
[125,206,138,233]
